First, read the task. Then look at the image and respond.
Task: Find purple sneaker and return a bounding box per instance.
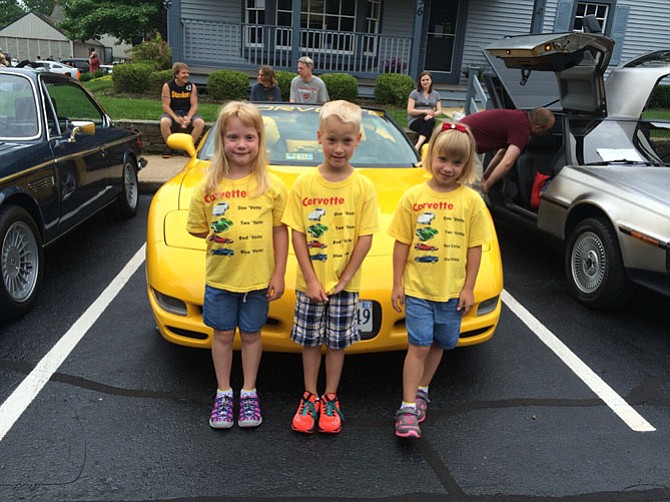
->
[209,394,234,429]
[395,407,421,438]
[238,394,263,427]
[415,389,430,423]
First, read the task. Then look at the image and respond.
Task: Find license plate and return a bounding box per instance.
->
[357,300,373,333]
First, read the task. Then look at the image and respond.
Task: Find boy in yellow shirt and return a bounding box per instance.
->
[282,100,379,434]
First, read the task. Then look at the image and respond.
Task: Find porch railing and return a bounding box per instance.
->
[182,19,412,76]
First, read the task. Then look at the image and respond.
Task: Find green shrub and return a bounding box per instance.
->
[321,73,358,102]
[275,70,295,101]
[148,70,173,96]
[649,85,670,109]
[207,70,249,101]
[127,32,172,70]
[374,73,414,106]
[79,72,94,82]
[112,63,154,94]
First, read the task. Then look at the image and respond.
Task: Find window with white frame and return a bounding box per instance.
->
[573,2,609,32]
[245,0,266,47]
[275,0,380,54]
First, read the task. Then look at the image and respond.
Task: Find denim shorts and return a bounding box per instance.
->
[203,285,268,333]
[405,295,461,350]
[290,290,360,349]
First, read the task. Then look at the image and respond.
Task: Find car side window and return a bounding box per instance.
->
[43,81,104,131]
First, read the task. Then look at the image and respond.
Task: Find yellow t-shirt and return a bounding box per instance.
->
[282,169,379,293]
[387,182,490,301]
[187,172,287,292]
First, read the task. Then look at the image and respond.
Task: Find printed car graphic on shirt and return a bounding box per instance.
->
[307,223,328,238]
[310,253,328,262]
[210,235,233,244]
[417,212,435,225]
[308,240,327,249]
[211,218,233,233]
[308,208,326,221]
[211,248,234,256]
[414,243,438,251]
[415,255,439,263]
[213,202,229,217]
[416,227,438,242]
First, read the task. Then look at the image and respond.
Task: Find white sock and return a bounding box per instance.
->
[216,388,233,397]
[240,388,257,398]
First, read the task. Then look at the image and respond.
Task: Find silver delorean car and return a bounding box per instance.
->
[481,32,670,309]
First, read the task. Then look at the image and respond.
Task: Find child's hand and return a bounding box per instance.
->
[391,285,405,313]
[305,280,328,303]
[266,274,285,302]
[457,289,475,316]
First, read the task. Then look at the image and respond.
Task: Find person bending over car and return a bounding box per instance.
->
[160,62,205,155]
[459,107,555,192]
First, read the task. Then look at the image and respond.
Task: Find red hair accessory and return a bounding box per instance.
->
[441,122,468,133]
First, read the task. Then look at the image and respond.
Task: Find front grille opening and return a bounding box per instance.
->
[168,327,209,340]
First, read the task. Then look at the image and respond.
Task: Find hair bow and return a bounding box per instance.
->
[441,122,468,133]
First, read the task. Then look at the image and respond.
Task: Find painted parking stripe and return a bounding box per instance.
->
[502,290,655,432]
[0,244,146,443]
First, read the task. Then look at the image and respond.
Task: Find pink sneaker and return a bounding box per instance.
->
[395,407,421,438]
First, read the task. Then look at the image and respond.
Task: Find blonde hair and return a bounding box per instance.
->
[172,62,189,77]
[424,123,480,185]
[205,101,270,196]
[319,100,362,134]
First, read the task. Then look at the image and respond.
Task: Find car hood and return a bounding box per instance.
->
[484,32,613,114]
[569,165,670,207]
[605,50,670,119]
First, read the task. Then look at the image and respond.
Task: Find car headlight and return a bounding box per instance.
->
[477,296,499,316]
[152,289,188,316]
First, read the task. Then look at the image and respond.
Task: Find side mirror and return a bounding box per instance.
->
[167,132,197,158]
[68,120,95,142]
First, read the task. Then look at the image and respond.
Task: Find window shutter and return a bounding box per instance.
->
[609,5,630,66]
[554,0,574,32]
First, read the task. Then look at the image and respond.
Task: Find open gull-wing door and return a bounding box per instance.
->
[606,50,670,119]
[484,32,614,114]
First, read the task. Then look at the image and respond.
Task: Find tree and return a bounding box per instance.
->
[0,0,54,30]
[60,0,164,43]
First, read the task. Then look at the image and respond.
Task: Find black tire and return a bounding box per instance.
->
[116,157,139,218]
[565,216,631,309]
[0,206,44,320]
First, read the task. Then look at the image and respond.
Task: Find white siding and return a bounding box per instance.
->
[380,0,414,37]
[0,13,66,40]
[460,0,534,83]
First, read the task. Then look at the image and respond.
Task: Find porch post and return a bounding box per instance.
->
[409,0,425,79]
[290,0,301,67]
[166,0,183,63]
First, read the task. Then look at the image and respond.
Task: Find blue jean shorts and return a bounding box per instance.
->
[405,295,461,350]
[290,290,360,349]
[203,285,268,333]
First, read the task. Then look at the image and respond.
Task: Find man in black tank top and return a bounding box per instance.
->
[160,62,205,152]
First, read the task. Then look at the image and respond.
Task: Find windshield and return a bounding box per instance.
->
[199,105,419,167]
[0,73,39,139]
[568,118,670,166]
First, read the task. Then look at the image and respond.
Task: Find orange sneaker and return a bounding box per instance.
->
[318,393,343,434]
[291,391,320,434]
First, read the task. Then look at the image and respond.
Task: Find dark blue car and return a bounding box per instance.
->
[0,68,145,319]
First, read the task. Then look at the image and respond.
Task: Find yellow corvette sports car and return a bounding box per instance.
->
[146,104,503,353]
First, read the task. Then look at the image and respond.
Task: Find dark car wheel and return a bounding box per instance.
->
[565,216,631,309]
[0,206,44,320]
[116,158,139,218]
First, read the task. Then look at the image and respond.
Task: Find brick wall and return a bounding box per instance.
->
[116,120,212,154]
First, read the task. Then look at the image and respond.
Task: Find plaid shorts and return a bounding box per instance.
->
[290,290,360,349]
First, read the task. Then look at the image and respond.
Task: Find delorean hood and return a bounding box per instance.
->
[605,50,670,118]
[484,32,614,114]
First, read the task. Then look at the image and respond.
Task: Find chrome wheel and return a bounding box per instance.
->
[2,219,39,303]
[570,230,606,294]
[123,160,139,210]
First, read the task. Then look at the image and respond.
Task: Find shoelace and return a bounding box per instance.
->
[298,398,317,416]
[212,395,233,420]
[240,396,260,420]
[322,398,344,419]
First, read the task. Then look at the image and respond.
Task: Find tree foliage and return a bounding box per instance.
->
[0,0,54,30]
[60,0,163,43]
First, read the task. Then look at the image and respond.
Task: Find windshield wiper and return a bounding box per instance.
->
[585,159,649,166]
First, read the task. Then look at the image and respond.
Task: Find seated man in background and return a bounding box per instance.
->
[459,107,555,192]
[160,62,205,156]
